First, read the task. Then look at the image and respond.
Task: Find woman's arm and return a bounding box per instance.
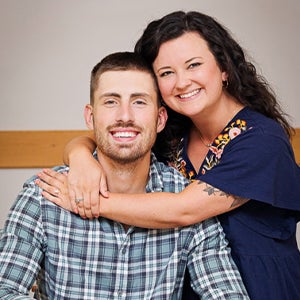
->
[36,169,248,228]
[63,135,96,165]
[99,180,249,228]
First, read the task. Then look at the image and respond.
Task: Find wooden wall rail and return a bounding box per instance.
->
[0,129,299,168]
[292,128,300,164]
[0,130,93,168]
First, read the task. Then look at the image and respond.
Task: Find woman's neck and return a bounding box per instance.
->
[191,99,244,142]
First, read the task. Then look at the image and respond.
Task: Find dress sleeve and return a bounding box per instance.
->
[200,127,300,212]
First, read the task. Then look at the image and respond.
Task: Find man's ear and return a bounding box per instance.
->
[157,106,168,133]
[84,104,94,130]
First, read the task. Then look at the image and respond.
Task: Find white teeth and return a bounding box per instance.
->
[113,132,136,138]
[179,89,200,99]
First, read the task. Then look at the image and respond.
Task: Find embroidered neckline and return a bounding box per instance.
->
[169,118,248,179]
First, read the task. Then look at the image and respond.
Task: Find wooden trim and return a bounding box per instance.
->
[0,128,299,168]
[292,128,300,165]
[0,130,93,168]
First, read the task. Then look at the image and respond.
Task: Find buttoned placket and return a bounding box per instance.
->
[113,223,135,298]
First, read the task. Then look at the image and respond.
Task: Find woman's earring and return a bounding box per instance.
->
[222,79,229,88]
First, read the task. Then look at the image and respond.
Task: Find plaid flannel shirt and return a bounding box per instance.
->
[0,154,249,299]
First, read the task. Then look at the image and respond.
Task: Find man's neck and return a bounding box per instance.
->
[97,152,151,194]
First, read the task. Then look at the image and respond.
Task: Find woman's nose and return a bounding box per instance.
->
[175,71,192,90]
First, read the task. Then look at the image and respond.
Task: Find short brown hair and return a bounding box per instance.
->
[90,52,161,106]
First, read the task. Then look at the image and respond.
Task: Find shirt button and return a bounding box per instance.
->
[118,290,126,297]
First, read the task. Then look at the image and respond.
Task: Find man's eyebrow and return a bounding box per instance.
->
[130,92,151,98]
[100,92,121,98]
[99,92,151,98]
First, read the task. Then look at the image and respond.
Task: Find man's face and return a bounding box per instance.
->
[85,70,167,164]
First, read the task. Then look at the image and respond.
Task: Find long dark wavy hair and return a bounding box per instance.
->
[134,11,293,163]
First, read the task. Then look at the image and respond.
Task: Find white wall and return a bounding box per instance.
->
[0,0,299,244]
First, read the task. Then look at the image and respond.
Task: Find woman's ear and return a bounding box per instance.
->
[156,106,168,133]
[84,104,94,130]
[221,71,228,82]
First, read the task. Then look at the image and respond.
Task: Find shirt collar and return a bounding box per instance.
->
[146,153,164,193]
[93,151,164,193]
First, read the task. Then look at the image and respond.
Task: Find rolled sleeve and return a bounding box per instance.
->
[188,218,249,299]
[0,180,45,298]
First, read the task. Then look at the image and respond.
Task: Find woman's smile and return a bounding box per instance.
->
[177,88,201,100]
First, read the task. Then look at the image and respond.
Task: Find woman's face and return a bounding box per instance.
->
[153,32,228,118]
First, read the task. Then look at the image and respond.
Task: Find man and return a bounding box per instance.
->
[0,52,249,299]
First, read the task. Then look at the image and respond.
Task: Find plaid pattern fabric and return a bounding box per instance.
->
[0,154,249,299]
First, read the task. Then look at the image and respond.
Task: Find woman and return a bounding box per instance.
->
[37,11,300,299]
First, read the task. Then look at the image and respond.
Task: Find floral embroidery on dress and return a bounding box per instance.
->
[168,138,197,181]
[169,119,248,179]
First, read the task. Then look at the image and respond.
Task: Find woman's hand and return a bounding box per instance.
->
[35,169,74,213]
[35,164,107,219]
[63,135,108,219]
[67,155,107,219]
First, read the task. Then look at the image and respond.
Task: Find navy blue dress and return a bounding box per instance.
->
[179,107,300,299]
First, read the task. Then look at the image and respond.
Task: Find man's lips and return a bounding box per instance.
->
[110,129,140,141]
[111,130,138,138]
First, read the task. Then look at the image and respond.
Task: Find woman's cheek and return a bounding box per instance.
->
[158,79,172,100]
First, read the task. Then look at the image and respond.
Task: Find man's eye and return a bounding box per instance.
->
[133,99,147,105]
[104,99,117,106]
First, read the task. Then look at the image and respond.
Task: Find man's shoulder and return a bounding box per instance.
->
[24,165,69,184]
[149,153,189,192]
[151,154,187,178]
[52,165,70,174]
[186,216,225,245]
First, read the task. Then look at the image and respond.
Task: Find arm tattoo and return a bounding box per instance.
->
[197,180,249,208]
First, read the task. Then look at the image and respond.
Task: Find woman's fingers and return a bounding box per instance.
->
[75,194,90,219]
[37,167,102,220]
[35,169,74,212]
[82,193,93,219]
[67,158,105,219]
[41,168,65,184]
[68,188,79,215]
[35,178,59,198]
[68,180,87,219]
[68,176,101,219]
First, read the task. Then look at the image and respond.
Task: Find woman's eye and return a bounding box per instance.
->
[188,62,201,69]
[159,70,173,77]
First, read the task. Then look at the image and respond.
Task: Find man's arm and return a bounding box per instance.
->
[188,218,249,299]
[0,180,44,299]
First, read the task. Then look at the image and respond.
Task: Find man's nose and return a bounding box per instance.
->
[116,103,134,122]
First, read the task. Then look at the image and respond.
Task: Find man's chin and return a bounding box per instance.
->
[108,149,149,165]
